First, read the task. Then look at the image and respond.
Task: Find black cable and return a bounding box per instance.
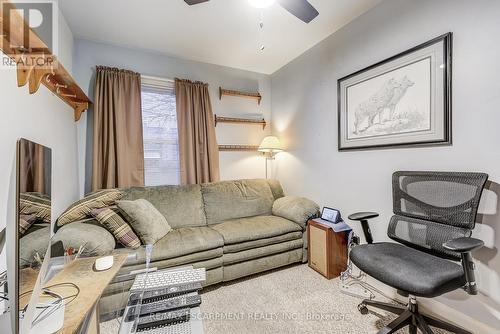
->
[21,282,81,326]
[19,281,80,312]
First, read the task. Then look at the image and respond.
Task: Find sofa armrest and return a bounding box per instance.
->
[272,196,319,229]
[52,221,116,257]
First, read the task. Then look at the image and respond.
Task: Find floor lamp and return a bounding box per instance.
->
[258,136,283,179]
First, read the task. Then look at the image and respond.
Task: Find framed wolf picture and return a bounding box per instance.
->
[338,33,452,151]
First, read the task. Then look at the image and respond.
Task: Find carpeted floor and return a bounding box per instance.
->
[201,264,398,334]
[101,264,451,334]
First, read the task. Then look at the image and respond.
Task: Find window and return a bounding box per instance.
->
[141,77,180,186]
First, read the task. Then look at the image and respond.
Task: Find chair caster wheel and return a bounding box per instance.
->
[358,303,369,315]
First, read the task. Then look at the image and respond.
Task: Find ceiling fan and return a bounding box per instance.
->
[184,0,319,23]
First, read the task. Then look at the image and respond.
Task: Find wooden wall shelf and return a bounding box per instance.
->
[218,145,260,152]
[214,115,266,130]
[0,0,91,121]
[219,87,262,105]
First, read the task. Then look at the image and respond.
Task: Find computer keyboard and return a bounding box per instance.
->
[135,308,190,332]
[131,268,206,292]
[127,294,201,321]
[129,282,202,305]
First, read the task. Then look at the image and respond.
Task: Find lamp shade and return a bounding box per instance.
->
[258,136,283,153]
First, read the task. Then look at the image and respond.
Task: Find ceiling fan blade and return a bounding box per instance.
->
[277,0,319,23]
[184,0,210,5]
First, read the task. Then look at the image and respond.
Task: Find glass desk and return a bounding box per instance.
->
[101,247,205,334]
[21,253,128,334]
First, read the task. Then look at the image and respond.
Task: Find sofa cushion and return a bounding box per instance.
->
[19,225,51,268]
[117,199,172,245]
[223,239,303,265]
[202,179,275,225]
[211,215,302,245]
[123,226,224,263]
[122,185,206,228]
[52,222,116,257]
[223,231,303,253]
[222,249,303,281]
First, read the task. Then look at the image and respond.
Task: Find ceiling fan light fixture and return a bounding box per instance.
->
[248,0,276,9]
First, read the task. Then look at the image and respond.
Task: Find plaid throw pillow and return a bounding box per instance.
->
[91,207,141,249]
[19,192,51,223]
[57,189,123,227]
[19,214,37,235]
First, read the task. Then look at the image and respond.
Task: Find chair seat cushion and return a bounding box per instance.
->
[211,215,302,245]
[122,226,223,262]
[350,242,465,297]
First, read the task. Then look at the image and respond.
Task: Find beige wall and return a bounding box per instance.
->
[271,0,500,331]
[0,8,78,316]
[73,39,271,195]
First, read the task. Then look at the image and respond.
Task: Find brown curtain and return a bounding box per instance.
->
[175,78,220,184]
[19,140,45,193]
[91,66,144,191]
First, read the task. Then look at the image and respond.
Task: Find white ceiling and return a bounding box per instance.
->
[59,0,382,74]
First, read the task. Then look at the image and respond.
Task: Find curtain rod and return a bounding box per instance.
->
[141,74,174,83]
[91,67,174,83]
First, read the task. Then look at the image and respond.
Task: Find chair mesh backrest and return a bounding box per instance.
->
[389,171,488,259]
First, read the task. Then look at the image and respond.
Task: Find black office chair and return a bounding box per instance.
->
[349,171,488,334]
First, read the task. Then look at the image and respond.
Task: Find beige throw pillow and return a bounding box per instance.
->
[117,199,171,245]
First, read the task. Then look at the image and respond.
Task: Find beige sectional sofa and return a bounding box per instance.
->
[55,179,318,317]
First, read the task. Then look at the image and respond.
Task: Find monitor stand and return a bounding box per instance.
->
[28,298,65,333]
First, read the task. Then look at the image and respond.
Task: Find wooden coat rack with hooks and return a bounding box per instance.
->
[0,0,91,121]
[214,115,267,130]
[219,87,262,105]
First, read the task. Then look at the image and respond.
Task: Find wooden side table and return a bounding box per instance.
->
[307,219,349,279]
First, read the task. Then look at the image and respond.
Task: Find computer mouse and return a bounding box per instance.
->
[95,255,114,271]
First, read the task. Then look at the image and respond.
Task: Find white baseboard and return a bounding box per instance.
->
[418,298,500,334]
[364,277,500,334]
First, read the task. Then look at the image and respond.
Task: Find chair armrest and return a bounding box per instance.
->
[348,212,379,221]
[347,212,379,244]
[443,237,484,253]
[443,237,484,295]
